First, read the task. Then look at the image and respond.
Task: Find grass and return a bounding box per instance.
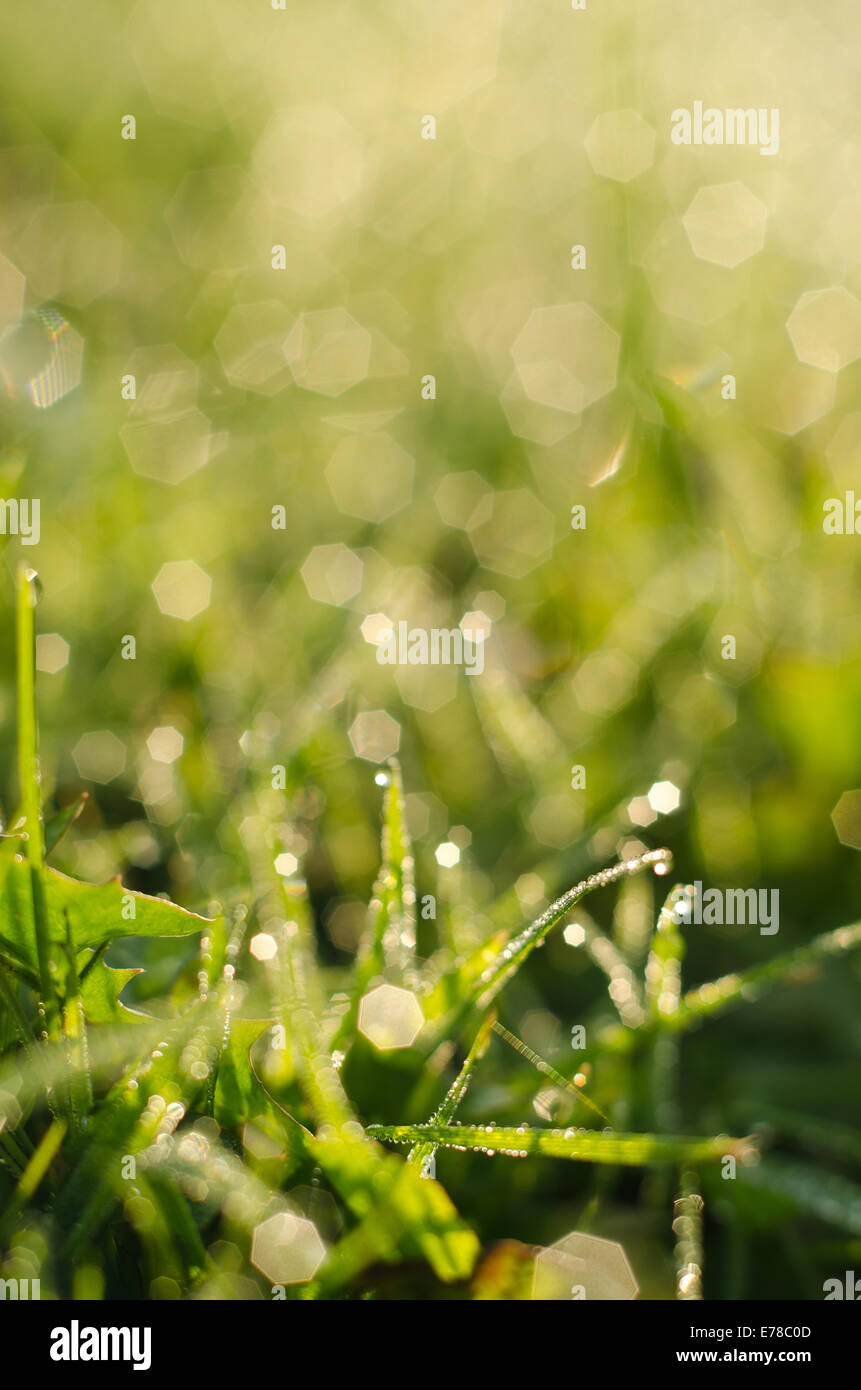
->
[2,565,861,1301]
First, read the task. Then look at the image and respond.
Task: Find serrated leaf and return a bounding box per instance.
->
[77,950,144,1024]
[0,855,210,976]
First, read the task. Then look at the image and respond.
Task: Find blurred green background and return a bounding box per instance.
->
[1,0,860,1297]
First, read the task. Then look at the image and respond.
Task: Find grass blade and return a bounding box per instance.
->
[408,1011,497,1175]
[666,921,861,1033]
[368,1122,754,1166]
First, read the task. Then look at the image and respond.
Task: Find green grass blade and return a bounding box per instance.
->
[427,847,673,1040]
[369,1122,754,1166]
[408,1011,496,1174]
[739,1157,861,1237]
[674,1170,704,1299]
[332,760,418,1049]
[491,1019,610,1124]
[665,921,861,1033]
[15,564,58,1045]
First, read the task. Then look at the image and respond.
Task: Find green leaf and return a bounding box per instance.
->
[0,856,210,975]
[44,794,88,857]
[77,950,144,1024]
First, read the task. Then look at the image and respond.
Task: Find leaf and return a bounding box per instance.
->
[368,1122,755,1167]
[0,856,210,975]
[44,794,88,857]
[75,947,144,1024]
[213,1018,280,1129]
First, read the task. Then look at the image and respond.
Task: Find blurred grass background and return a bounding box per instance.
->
[1,0,861,1297]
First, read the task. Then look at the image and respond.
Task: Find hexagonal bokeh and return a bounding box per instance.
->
[682,182,768,268]
[357,983,424,1050]
[348,710,400,763]
[120,407,213,484]
[35,633,70,674]
[832,791,861,849]
[584,109,655,183]
[361,612,393,646]
[533,1231,638,1300]
[164,167,268,274]
[754,360,835,436]
[786,287,861,373]
[459,76,550,162]
[253,104,364,218]
[250,1212,325,1285]
[249,932,278,963]
[283,309,372,397]
[434,471,493,530]
[125,345,199,417]
[72,731,127,785]
[214,301,293,396]
[511,303,620,418]
[18,201,123,307]
[300,544,363,607]
[641,218,746,325]
[499,370,582,447]
[147,726,184,764]
[151,560,212,621]
[826,412,861,486]
[648,780,682,814]
[0,251,25,336]
[469,487,555,578]
[326,433,414,522]
[0,307,83,409]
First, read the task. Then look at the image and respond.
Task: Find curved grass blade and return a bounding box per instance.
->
[424,847,673,1046]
